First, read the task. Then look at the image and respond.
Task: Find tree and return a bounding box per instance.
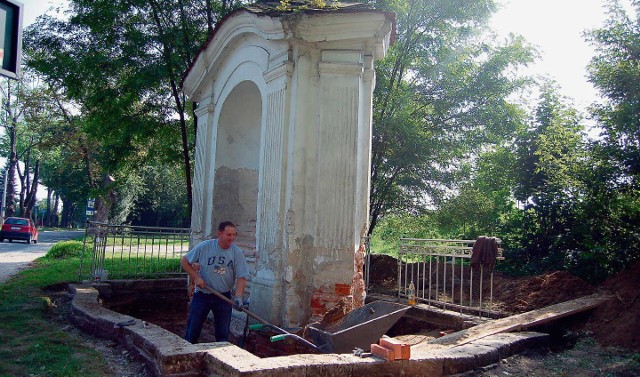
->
[1,78,21,217]
[127,163,190,227]
[586,0,640,183]
[23,0,232,221]
[511,82,587,268]
[435,187,501,238]
[575,0,640,278]
[0,75,57,219]
[369,0,535,234]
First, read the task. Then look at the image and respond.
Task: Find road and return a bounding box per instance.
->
[0,230,85,283]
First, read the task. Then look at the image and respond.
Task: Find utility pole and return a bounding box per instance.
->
[1,167,7,221]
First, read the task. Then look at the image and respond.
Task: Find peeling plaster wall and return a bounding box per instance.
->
[212,166,258,239]
[280,45,374,326]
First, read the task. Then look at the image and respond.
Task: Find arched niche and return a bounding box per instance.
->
[212,80,262,244]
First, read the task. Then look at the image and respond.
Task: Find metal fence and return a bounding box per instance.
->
[362,236,371,289]
[398,238,503,317]
[79,221,191,281]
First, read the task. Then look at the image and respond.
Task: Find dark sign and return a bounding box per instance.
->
[0,0,22,80]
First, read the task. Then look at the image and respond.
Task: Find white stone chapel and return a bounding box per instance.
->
[183,0,395,327]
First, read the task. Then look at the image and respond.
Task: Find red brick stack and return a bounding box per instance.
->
[370,337,411,361]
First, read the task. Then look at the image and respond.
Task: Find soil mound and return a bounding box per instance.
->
[368,254,398,292]
[585,262,640,350]
[491,271,596,313]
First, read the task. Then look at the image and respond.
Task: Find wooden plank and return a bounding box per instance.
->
[426,294,610,347]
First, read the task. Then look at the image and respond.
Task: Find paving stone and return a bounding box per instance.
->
[400,358,444,376]
[468,344,500,369]
[470,333,513,359]
[351,358,402,377]
[504,332,550,355]
[431,345,483,375]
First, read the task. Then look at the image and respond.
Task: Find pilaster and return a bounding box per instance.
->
[190,99,215,244]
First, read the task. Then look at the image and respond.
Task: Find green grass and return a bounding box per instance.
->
[76,236,187,279]
[95,236,189,247]
[95,256,183,279]
[0,246,114,377]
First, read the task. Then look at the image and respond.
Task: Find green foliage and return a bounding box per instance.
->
[376,213,441,241]
[586,0,640,181]
[0,74,58,218]
[498,82,591,274]
[370,213,442,256]
[435,187,507,239]
[126,163,189,227]
[369,0,535,233]
[45,240,89,259]
[23,0,216,221]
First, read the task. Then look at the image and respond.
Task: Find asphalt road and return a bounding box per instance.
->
[0,229,85,283]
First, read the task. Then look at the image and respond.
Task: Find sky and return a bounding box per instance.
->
[491,0,611,110]
[20,0,66,26]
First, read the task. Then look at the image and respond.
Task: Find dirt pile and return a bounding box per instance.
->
[491,271,596,313]
[367,254,399,292]
[585,262,640,350]
[367,254,640,351]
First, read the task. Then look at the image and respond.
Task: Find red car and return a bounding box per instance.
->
[0,217,39,244]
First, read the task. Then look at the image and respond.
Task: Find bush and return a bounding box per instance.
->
[46,240,89,259]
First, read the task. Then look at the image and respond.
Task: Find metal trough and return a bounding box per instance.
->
[307,301,410,353]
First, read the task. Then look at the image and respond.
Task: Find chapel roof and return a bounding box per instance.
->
[183,0,395,86]
[244,0,378,15]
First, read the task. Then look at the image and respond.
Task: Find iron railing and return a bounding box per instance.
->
[362,236,371,289]
[397,238,503,317]
[79,221,191,281]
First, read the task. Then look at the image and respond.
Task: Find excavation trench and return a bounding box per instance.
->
[95,279,442,358]
[69,278,596,376]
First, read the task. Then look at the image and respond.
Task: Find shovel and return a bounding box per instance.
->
[199,285,326,352]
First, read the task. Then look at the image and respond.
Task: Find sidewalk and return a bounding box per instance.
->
[0,250,47,283]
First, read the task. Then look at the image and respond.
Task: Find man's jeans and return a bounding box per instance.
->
[185,291,232,343]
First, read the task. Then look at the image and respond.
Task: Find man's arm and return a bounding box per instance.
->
[181,256,205,288]
[234,277,246,298]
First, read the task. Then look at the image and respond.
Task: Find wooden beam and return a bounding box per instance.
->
[426,294,610,347]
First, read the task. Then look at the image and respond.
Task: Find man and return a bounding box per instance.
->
[181,221,249,343]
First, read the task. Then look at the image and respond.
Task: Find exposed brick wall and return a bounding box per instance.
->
[310,283,353,320]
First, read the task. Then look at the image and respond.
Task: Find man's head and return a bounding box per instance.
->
[217,221,237,249]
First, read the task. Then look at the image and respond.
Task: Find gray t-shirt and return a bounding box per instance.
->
[185,239,249,294]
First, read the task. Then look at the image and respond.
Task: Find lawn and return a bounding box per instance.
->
[0,242,121,376]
